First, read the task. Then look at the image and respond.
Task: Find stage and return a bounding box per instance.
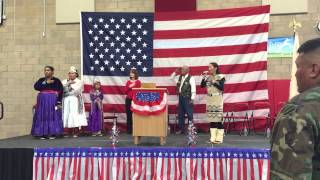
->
[0,133,270,149]
[0,133,271,180]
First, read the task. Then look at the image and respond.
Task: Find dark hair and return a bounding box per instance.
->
[130,69,139,80]
[44,65,54,71]
[297,38,320,54]
[210,62,220,74]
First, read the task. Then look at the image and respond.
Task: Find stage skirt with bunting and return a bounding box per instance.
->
[31,92,64,137]
[33,147,270,180]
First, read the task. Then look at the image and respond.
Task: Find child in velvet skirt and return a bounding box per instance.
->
[88,80,104,136]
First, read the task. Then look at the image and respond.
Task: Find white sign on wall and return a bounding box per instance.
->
[262,0,308,14]
[56,0,95,24]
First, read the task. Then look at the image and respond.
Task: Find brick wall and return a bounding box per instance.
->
[0,0,319,138]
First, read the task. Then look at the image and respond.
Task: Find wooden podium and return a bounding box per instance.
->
[132,88,168,145]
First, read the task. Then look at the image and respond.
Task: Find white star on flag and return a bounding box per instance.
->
[142,54,147,59]
[142,17,148,23]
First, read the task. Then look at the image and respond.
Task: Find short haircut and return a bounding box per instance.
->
[130,69,139,79]
[297,38,320,54]
[44,65,54,71]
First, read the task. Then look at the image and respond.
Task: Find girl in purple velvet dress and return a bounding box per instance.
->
[88,80,104,136]
[31,66,64,139]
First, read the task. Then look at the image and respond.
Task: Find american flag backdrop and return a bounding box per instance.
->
[81,6,270,128]
[33,147,270,180]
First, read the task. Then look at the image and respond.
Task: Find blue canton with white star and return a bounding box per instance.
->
[81,12,154,76]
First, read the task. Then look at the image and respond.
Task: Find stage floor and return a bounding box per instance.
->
[0,133,270,149]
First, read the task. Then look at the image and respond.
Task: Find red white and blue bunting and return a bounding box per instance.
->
[33,147,270,180]
[131,89,168,115]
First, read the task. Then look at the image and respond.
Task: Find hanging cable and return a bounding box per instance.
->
[42,0,46,37]
[13,0,15,40]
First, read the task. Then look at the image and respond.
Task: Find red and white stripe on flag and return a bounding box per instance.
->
[82,5,270,128]
[33,148,270,180]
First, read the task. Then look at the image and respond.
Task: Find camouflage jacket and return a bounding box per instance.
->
[270,86,320,180]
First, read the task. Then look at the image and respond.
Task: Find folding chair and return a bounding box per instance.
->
[250,101,272,137]
[226,102,250,136]
[167,104,177,133]
[223,104,234,135]
[103,113,118,134]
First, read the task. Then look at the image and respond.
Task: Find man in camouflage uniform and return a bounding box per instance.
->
[271,38,320,179]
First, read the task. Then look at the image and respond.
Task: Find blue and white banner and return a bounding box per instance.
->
[268,36,295,58]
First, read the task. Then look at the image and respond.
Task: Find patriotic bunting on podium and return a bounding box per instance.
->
[131,89,167,115]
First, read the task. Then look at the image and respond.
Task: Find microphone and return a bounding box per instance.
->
[202,71,208,75]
